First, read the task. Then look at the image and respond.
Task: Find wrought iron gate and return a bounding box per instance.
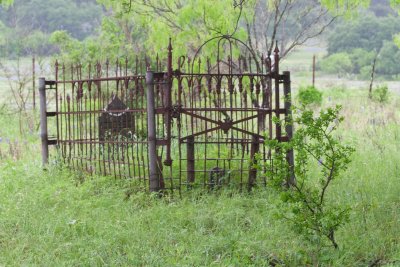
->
[39,40,293,193]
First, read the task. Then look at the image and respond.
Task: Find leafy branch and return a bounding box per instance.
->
[264,105,355,250]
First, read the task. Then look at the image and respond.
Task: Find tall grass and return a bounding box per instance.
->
[0,87,399,265]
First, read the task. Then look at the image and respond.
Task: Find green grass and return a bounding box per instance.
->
[1,50,400,265]
[0,87,399,266]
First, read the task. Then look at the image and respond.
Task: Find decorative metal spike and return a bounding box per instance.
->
[274,41,279,53]
[168,37,173,51]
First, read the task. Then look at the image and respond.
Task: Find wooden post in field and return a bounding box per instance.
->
[283,71,295,186]
[33,56,36,109]
[312,55,316,87]
[146,69,161,192]
[369,53,378,99]
[39,77,48,165]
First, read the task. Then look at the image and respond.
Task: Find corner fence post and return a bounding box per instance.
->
[146,70,161,192]
[39,77,48,166]
[283,71,295,185]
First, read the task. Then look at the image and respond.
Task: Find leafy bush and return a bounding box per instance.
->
[376,41,400,77]
[348,48,376,74]
[297,85,323,106]
[264,105,355,249]
[372,85,390,103]
[319,53,353,77]
[321,45,400,79]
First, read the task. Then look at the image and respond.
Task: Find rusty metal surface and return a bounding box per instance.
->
[43,39,292,193]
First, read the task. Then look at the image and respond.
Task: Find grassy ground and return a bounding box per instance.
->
[1,50,400,265]
[1,85,399,266]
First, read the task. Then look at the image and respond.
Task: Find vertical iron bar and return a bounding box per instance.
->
[55,61,59,155]
[39,78,48,166]
[283,71,295,186]
[274,43,281,141]
[187,136,195,185]
[146,70,160,192]
[164,39,173,166]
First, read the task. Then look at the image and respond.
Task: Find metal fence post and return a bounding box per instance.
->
[146,69,161,192]
[187,136,195,185]
[283,71,295,186]
[248,135,260,190]
[39,77,48,166]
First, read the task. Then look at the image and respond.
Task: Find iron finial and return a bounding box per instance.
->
[168,37,173,51]
[274,41,279,53]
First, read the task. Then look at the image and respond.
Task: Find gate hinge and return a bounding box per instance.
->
[45,80,57,89]
[48,138,58,146]
[46,112,57,117]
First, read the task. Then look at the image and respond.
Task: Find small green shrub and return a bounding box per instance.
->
[264,105,355,250]
[372,85,390,103]
[297,85,323,106]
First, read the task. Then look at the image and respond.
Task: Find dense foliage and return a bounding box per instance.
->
[327,14,400,54]
[320,8,400,79]
[0,0,102,57]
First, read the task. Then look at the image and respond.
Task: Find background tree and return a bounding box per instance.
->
[63,0,371,69]
[0,0,103,58]
[319,7,400,79]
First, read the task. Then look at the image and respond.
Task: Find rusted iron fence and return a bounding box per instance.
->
[40,40,293,193]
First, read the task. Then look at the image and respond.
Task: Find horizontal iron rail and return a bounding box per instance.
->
[58,140,148,144]
[55,108,286,115]
[180,127,264,142]
[179,158,263,161]
[61,157,149,166]
[54,73,275,84]
[179,140,265,144]
[56,109,146,115]
[180,108,285,113]
[179,169,252,172]
[55,76,145,83]
[178,72,274,78]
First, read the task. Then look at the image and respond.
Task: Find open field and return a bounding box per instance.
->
[0,48,400,265]
[281,45,400,94]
